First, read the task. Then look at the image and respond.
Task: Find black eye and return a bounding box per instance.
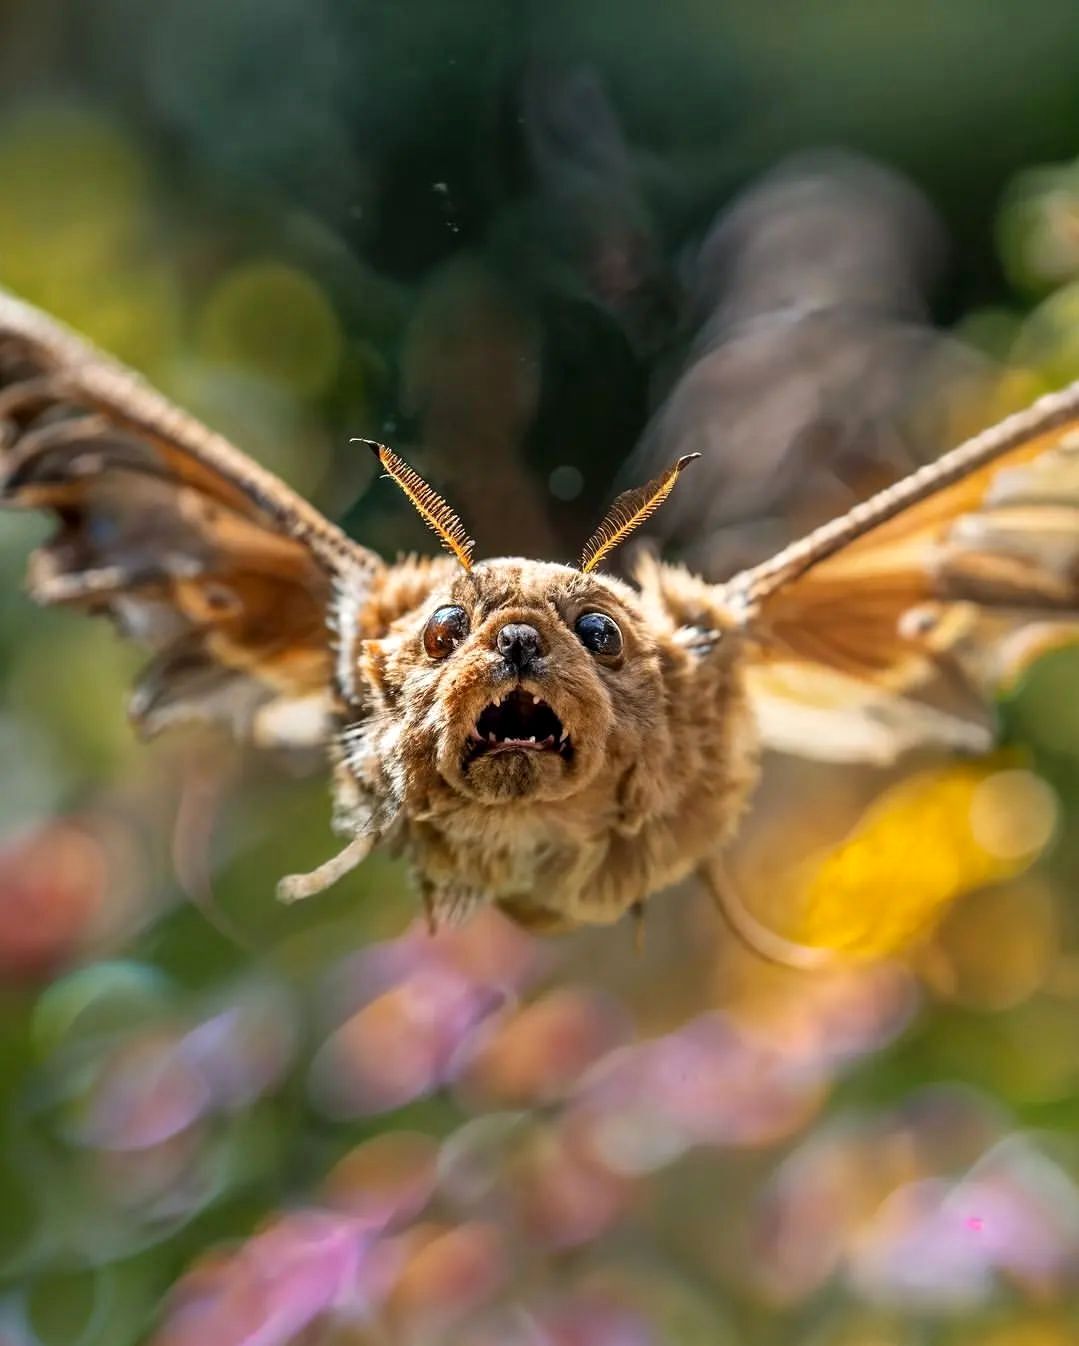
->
[574,611,623,658]
[423,605,470,659]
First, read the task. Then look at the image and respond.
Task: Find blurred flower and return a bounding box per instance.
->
[435,910,545,996]
[74,1029,211,1152]
[574,1012,825,1175]
[309,913,539,1119]
[508,1116,636,1249]
[387,1220,507,1336]
[0,823,106,984]
[309,962,506,1117]
[178,988,298,1115]
[322,1132,439,1231]
[90,1122,218,1222]
[848,1135,1079,1308]
[455,986,630,1110]
[63,984,296,1154]
[15,975,300,1261]
[754,1088,1079,1309]
[721,960,919,1085]
[950,1138,1079,1293]
[153,1210,368,1346]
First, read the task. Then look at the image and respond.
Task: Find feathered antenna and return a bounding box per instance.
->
[579,454,700,573]
[356,439,475,571]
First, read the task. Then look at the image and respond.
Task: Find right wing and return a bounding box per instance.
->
[727,382,1079,763]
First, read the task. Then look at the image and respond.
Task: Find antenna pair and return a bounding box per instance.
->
[356,439,699,574]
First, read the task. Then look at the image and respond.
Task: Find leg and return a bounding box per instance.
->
[276,832,375,904]
[700,852,839,971]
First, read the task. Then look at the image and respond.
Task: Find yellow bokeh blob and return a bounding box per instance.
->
[198,261,343,398]
[0,105,146,284]
[0,104,182,374]
[785,760,1055,959]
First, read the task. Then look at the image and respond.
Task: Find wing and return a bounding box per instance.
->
[726,382,1079,762]
[0,289,383,747]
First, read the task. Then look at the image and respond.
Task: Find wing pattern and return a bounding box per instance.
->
[726,384,1079,761]
[0,290,382,746]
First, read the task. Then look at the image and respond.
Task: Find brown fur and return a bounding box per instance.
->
[333,554,759,927]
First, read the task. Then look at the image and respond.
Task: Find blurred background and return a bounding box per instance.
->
[2,1,1079,1343]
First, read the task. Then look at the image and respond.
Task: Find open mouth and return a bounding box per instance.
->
[465,688,571,764]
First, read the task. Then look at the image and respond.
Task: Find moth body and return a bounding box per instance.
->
[331,556,759,928]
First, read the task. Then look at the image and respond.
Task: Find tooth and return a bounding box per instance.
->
[528,735,536,743]
[489,732,497,742]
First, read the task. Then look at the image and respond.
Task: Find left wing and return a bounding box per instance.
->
[0,289,383,748]
[726,382,1079,762]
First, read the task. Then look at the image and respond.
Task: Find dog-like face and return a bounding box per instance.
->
[364,558,672,810]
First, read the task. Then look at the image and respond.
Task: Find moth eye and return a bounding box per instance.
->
[423,605,470,659]
[574,611,623,658]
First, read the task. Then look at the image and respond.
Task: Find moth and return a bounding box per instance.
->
[1,287,1077,938]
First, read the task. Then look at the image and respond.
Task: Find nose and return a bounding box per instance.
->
[496,622,543,672]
